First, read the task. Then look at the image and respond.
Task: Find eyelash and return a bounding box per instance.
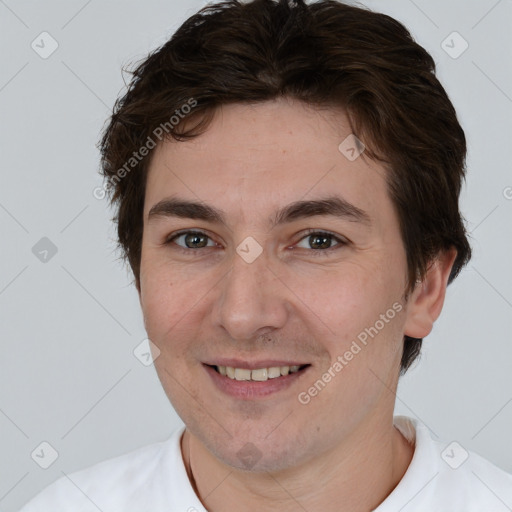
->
[164,229,347,257]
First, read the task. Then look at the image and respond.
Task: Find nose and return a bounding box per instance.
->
[212,248,290,342]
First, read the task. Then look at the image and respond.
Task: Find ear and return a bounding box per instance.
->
[403,248,457,339]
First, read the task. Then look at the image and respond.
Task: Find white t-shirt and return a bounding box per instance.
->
[19,416,512,511]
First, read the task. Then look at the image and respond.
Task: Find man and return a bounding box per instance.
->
[20,0,512,510]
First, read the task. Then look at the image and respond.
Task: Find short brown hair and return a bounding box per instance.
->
[98,0,472,375]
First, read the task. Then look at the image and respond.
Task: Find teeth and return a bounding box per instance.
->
[234,368,251,380]
[268,367,281,378]
[215,365,305,381]
[251,368,268,381]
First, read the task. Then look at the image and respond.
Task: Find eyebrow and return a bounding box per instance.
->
[147,196,371,228]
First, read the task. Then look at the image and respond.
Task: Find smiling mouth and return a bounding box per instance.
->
[208,364,310,382]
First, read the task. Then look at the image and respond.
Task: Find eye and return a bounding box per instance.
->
[166,230,217,250]
[164,229,347,255]
[295,230,346,253]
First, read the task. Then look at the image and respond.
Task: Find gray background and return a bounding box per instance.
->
[0,0,511,510]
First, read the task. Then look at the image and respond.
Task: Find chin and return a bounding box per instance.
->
[205,429,311,474]
[220,448,301,473]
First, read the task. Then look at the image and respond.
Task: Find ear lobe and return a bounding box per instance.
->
[403,248,457,339]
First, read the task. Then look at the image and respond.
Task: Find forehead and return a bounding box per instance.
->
[143,98,391,226]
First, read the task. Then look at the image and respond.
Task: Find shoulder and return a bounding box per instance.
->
[378,416,512,512]
[428,433,512,507]
[18,428,185,512]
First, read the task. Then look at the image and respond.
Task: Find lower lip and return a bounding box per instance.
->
[203,364,310,400]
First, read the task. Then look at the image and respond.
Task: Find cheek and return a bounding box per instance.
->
[139,260,184,344]
[139,257,215,363]
[140,276,171,331]
[298,282,406,423]
[297,263,384,328]
[295,262,406,364]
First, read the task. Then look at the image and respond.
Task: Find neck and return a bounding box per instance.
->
[181,413,414,512]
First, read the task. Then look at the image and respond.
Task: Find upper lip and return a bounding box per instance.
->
[204,359,310,370]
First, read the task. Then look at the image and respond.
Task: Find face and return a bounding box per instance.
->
[138,97,411,472]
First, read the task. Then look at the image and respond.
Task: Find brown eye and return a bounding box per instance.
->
[167,231,215,249]
[296,231,344,251]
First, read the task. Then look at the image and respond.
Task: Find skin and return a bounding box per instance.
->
[137,97,456,511]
